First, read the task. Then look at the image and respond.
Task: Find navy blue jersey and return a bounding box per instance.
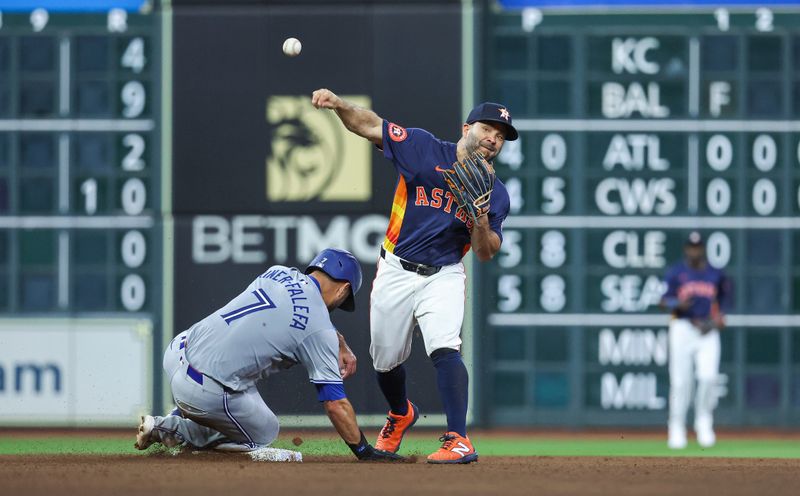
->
[663,261,732,319]
[380,120,510,266]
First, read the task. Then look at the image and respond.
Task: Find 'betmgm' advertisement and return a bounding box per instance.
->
[173,5,461,418]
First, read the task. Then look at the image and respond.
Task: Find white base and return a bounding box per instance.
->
[248,447,303,463]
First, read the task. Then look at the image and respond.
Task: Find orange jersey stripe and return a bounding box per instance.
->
[383,176,408,252]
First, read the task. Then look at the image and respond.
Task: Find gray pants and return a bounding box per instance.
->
[151,331,280,450]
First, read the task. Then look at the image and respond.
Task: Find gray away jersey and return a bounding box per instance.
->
[184,266,342,391]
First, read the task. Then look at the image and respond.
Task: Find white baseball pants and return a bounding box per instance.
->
[668,318,721,432]
[151,331,280,450]
[369,250,466,372]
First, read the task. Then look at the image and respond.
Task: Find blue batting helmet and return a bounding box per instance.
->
[305,248,363,312]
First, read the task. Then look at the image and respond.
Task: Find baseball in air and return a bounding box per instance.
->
[282,37,302,57]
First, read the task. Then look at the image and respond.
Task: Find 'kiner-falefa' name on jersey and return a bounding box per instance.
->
[260,268,311,330]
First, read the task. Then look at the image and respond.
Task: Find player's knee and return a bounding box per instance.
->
[372,356,405,373]
[252,416,279,446]
[670,380,691,393]
[671,380,689,389]
[370,344,410,372]
[696,371,718,382]
[253,431,278,447]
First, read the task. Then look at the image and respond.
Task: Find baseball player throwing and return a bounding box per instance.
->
[661,231,732,449]
[135,248,404,462]
[311,89,517,463]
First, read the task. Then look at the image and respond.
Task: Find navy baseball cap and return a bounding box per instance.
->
[466,102,519,141]
[685,231,704,246]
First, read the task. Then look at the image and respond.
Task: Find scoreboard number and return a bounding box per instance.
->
[30,8,48,32]
[713,9,729,31]
[498,274,522,313]
[122,134,146,171]
[705,232,731,269]
[706,177,731,215]
[121,273,146,311]
[498,230,523,268]
[751,179,777,216]
[121,37,146,73]
[541,134,567,170]
[541,177,566,214]
[755,8,774,32]
[752,135,776,172]
[706,135,732,171]
[506,177,524,213]
[121,231,147,269]
[121,80,146,118]
[540,231,566,269]
[80,178,99,215]
[540,274,566,313]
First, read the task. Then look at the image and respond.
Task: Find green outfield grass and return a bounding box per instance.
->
[1,434,798,458]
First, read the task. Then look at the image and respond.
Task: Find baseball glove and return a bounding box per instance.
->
[439,151,495,225]
[692,318,715,334]
[692,317,725,334]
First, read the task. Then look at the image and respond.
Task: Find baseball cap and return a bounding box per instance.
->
[685,231,704,246]
[466,102,519,141]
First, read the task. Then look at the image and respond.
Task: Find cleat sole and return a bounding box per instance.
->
[427,453,479,464]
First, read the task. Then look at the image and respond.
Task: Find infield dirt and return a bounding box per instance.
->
[1,453,799,496]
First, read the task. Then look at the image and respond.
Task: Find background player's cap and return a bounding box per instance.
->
[466,102,519,141]
[685,231,704,246]
[305,248,363,312]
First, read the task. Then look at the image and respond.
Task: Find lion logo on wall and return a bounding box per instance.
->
[265,96,371,202]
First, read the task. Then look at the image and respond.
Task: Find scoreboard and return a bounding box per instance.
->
[0,3,158,314]
[478,6,800,426]
[0,1,159,424]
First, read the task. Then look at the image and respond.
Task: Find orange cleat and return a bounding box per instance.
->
[426,432,478,464]
[375,400,419,453]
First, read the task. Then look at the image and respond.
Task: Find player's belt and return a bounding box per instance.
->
[186,364,236,394]
[186,365,205,385]
[380,246,442,277]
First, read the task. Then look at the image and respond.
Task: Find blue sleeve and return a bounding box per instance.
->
[488,180,510,243]
[382,120,435,179]
[296,329,343,384]
[661,265,680,309]
[315,383,346,402]
[717,270,733,312]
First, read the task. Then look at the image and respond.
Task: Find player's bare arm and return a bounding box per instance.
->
[323,397,363,444]
[470,216,501,261]
[337,331,357,379]
[311,88,382,146]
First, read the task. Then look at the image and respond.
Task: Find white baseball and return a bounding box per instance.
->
[282,37,302,57]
